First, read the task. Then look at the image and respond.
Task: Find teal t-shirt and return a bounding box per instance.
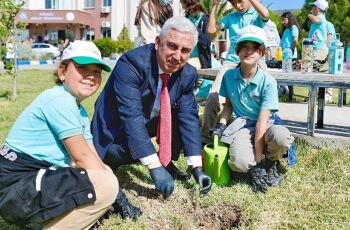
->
[220,8,267,63]
[281,25,299,50]
[219,67,279,121]
[308,14,328,50]
[5,85,93,167]
[187,13,203,58]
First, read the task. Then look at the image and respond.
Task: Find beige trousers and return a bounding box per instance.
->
[228,125,294,173]
[44,166,119,230]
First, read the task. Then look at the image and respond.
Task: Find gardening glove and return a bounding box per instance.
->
[149,166,175,199]
[192,166,212,196]
[248,162,271,193]
[209,123,227,140]
[113,191,142,220]
[265,158,284,186]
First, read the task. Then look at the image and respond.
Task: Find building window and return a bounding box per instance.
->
[83,28,95,41]
[103,0,111,7]
[101,28,111,38]
[45,0,74,9]
[84,0,95,8]
[45,0,52,9]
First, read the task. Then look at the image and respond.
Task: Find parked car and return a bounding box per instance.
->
[31,43,60,59]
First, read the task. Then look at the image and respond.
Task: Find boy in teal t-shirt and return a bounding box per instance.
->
[307,0,329,71]
[210,25,294,193]
[201,0,270,144]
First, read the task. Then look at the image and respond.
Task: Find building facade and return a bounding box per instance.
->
[18,0,182,45]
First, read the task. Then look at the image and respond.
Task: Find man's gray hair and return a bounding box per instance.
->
[160,16,198,46]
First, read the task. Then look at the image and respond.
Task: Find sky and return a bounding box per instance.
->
[262,0,306,11]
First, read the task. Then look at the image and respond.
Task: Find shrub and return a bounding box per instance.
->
[115,26,134,54]
[93,37,117,57]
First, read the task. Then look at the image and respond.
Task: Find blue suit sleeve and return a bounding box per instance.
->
[113,57,157,159]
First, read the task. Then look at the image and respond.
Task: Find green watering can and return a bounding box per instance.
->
[203,135,230,185]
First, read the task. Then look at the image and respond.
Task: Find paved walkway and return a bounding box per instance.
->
[278,102,350,148]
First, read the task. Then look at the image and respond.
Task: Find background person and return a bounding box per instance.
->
[0,41,118,229]
[134,0,173,46]
[307,0,329,72]
[181,0,212,69]
[210,25,294,193]
[63,24,75,49]
[91,16,212,217]
[264,19,280,61]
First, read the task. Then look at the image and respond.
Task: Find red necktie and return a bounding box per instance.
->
[157,73,172,167]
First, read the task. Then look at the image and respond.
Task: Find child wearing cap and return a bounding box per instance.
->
[0,41,118,229]
[210,25,294,193]
[307,0,329,71]
[201,0,269,145]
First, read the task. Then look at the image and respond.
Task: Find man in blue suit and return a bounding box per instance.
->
[91,16,212,220]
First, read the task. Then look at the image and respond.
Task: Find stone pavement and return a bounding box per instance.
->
[278,102,350,148]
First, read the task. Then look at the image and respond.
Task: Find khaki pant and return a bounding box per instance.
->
[228,125,294,173]
[44,166,119,230]
[201,60,267,144]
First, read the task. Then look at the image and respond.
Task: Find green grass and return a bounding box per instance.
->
[0,70,350,230]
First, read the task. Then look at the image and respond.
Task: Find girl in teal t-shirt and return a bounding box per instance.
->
[0,41,120,229]
[281,11,300,58]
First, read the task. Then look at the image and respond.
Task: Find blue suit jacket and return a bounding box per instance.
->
[91,44,202,160]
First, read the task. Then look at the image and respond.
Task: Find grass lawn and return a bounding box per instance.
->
[0,70,350,230]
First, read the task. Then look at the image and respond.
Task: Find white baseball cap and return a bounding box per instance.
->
[62,40,111,72]
[309,0,328,11]
[237,25,267,45]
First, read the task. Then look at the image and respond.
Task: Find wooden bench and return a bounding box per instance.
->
[197,69,350,136]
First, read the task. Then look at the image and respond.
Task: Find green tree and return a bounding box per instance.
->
[93,37,117,57]
[200,0,234,40]
[115,26,134,54]
[0,0,25,101]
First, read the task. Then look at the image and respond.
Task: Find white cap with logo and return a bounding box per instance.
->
[309,0,329,11]
[237,25,267,46]
[62,40,111,72]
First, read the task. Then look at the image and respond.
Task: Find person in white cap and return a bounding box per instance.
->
[0,41,118,229]
[307,0,329,71]
[210,25,294,193]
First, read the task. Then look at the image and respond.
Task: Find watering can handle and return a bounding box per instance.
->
[214,154,219,181]
[214,135,218,150]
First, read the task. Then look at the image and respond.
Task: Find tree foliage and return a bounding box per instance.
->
[115,26,134,54]
[93,37,117,57]
[0,0,25,101]
[0,0,25,63]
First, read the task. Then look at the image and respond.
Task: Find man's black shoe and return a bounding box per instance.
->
[112,191,142,220]
[166,161,191,181]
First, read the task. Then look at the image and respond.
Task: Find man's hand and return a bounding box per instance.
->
[149,166,174,199]
[209,123,227,140]
[248,162,271,193]
[192,167,212,196]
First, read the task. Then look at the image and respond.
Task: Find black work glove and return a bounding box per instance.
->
[113,191,142,220]
[209,123,227,140]
[192,166,212,196]
[149,166,175,199]
[248,162,271,193]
